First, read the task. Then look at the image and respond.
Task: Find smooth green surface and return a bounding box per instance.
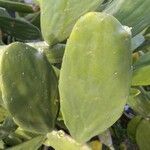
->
[132,51,150,86]
[128,88,150,118]
[0,42,65,64]
[40,0,103,45]
[0,105,8,122]
[44,44,65,64]
[104,0,150,36]
[0,42,58,134]
[127,116,142,142]
[59,12,132,143]
[6,135,45,150]
[0,15,41,40]
[0,0,34,13]
[136,119,150,150]
[30,12,40,29]
[45,130,91,150]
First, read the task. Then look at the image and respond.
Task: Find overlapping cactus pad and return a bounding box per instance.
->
[0,0,149,149]
[59,12,132,143]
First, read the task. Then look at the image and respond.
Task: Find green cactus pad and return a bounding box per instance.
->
[127,116,142,142]
[128,88,150,118]
[59,12,132,143]
[136,119,150,150]
[40,0,103,45]
[0,42,58,134]
[104,0,150,36]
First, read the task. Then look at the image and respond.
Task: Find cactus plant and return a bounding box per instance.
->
[40,0,103,45]
[59,12,132,143]
[0,42,58,134]
[104,0,150,36]
[136,119,150,150]
[0,0,149,149]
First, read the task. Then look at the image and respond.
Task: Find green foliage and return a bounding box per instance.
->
[43,44,65,64]
[59,12,131,143]
[0,106,8,122]
[40,0,104,45]
[0,42,58,134]
[128,87,150,118]
[127,116,142,142]
[0,0,149,149]
[136,119,150,150]
[0,0,35,13]
[132,51,150,86]
[104,0,150,36]
[0,14,41,40]
[0,117,17,140]
[6,135,46,150]
[45,130,91,150]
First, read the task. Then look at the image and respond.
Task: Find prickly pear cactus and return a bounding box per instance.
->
[136,119,150,150]
[104,0,150,36]
[59,12,132,143]
[0,42,58,134]
[127,116,142,141]
[40,0,103,45]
